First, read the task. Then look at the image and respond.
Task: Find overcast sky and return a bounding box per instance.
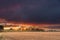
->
[0,0,60,24]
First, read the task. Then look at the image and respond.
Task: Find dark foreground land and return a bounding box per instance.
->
[0,32,60,40]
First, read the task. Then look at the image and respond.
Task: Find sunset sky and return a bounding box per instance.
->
[0,0,60,24]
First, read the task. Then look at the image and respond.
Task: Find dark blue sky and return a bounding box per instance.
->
[0,0,60,24]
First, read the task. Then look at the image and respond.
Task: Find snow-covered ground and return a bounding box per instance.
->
[1,32,60,40]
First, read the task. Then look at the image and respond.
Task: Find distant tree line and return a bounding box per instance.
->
[0,25,4,32]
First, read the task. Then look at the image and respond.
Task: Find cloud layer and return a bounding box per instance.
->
[0,0,60,23]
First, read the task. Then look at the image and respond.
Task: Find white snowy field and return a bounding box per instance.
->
[0,32,60,40]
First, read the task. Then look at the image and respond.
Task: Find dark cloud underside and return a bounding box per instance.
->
[0,0,60,24]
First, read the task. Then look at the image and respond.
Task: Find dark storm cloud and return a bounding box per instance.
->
[0,0,22,20]
[0,0,60,23]
[48,0,60,23]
